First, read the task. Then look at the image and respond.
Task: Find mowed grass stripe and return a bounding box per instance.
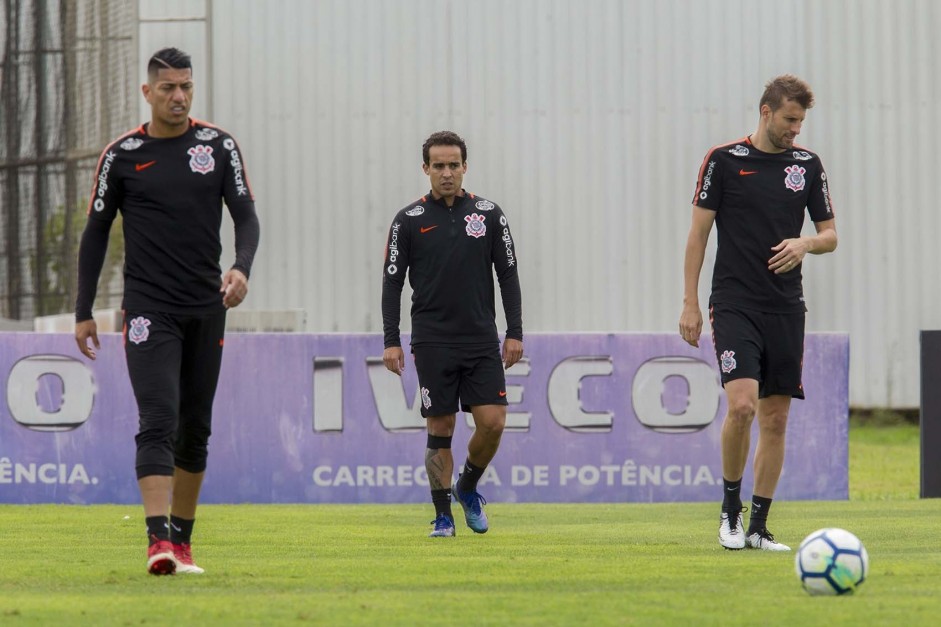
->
[0,422,938,625]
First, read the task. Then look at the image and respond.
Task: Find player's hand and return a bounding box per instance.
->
[769,238,809,274]
[75,319,100,360]
[679,305,703,347]
[383,346,405,376]
[221,269,249,308]
[502,338,523,370]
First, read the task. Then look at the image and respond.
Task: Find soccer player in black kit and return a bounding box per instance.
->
[75,48,260,574]
[381,131,524,537]
[679,75,837,551]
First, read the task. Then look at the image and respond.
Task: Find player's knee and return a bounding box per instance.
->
[726,397,757,423]
[475,412,506,440]
[136,412,178,445]
[174,421,211,471]
[760,413,789,437]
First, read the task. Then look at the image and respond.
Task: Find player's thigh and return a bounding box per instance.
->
[124,311,183,415]
[458,344,507,411]
[759,312,805,399]
[710,304,762,387]
[179,311,227,417]
[412,345,461,418]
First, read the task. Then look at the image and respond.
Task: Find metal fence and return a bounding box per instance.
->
[0,0,136,321]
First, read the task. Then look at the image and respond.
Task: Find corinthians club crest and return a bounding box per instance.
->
[784,164,806,192]
[128,316,152,345]
[465,213,486,238]
[720,350,737,374]
[188,145,215,174]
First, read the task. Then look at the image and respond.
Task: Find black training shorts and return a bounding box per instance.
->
[411,344,507,418]
[709,303,805,399]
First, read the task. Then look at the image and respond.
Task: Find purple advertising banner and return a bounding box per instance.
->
[0,332,848,504]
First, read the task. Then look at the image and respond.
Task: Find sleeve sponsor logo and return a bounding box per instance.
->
[784,165,806,192]
[120,137,143,151]
[386,222,400,274]
[96,151,117,199]
[195,128,219,140]
[187,145,215,174]
[228,148,248,196]
[498,215,515,266]
[465,213,486,238]
[502,231,515,266]
[223,138,235,150]
[475,199,495,211]
[405,206,424,216]
[729,145,749,156]
[699,160,716,200]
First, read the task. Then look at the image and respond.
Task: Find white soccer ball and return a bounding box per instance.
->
[795,528,869,595]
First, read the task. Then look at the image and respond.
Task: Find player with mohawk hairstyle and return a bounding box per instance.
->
[75,47,260,575]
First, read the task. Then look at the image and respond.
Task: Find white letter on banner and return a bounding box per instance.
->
[547,356,613,432]
[631,357,720,433]
[365,358,425,432]
[7,355,94,432]
[512,465,532,486]
[465,358,532,431]
[313,357,343,432]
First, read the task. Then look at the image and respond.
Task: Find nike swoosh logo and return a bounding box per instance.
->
[498,391,507,397]
[420,225,439,234]
[170,523,182,532]
[739,169,757,176]
[136,161,156,171]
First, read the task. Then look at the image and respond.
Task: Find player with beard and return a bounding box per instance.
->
[679,75,837,551]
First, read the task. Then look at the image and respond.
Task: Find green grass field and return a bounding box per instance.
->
[1,421,938,626]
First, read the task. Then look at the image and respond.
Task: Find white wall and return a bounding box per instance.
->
[137,0,939,407]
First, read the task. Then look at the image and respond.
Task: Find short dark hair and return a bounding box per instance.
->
[759,74,814,111]
[422,131,467,165]
[147,47,192,80]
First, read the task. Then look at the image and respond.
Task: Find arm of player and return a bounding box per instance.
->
[220,268,249,308]
[679,205,716,348]
[381,216,409,374]
[75,145,123,360]
[383,346,406,377]
[491,208,523,367]
[222,201,259,308]
[502,338,523,370]
[769,218,837,274]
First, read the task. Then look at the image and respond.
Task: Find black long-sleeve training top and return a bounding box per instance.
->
[381,191,523,348]
[75,119,260,321]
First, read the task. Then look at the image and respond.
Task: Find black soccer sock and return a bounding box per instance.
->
[169,515,195,545]
[722,478,743,511]
[431,488,453,519]
[146,515,170,544]
[456,460,486,493]
[748,495,773,534]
